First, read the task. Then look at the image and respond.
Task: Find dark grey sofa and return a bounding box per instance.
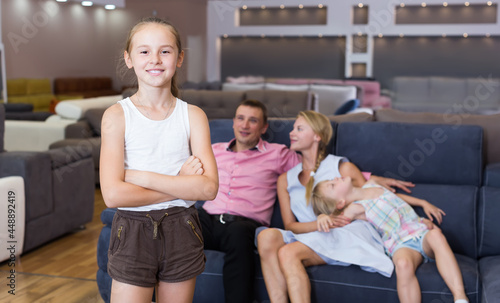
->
[0,104,95,253]
[96,110,500,302]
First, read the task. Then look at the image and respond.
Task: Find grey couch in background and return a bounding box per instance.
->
[390,76,500,113]
[0,104,95,253]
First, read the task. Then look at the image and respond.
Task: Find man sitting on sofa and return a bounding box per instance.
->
[197,99,301,303]
[198,100,414,303]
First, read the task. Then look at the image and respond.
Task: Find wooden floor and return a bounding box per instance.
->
[0,189,107,303]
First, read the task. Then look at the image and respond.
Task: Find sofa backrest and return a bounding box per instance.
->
[335,122,483,186]
[335,122,483,258]
[180,89,245,120]
[245,90,313,118]
[375,108,500,165]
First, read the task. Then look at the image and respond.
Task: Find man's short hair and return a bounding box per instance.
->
[237,99,268,125]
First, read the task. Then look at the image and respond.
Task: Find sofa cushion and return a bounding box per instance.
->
[180,90,244,120]
[429,77,466,106]
[479,256,500,303]
[410,184,478,258]
[7,78,28,96]
[478,187,500,257]
[310,84,357,115]
[222,82,265,91]
[336,122,483,186]
[466,77,500,110]
[327,112,374,123]
[375,108,500,164]
[392,76,430,105]
[55,95,121,120]
[27,78,52,95]
[245,90,311,118]
[264,83,309,91]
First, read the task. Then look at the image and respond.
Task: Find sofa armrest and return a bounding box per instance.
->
[65,121,93,139]
[484,163,500,187]
[0,151,53,222]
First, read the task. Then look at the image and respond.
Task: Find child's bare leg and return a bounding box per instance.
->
[110,280,154,303]
[157,277,196,303]
[257,228,289,303]
[392,248,423,303]
[423,229,468,301]
[278,241,326,303]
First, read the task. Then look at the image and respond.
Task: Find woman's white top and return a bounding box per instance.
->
[117,97,194,211]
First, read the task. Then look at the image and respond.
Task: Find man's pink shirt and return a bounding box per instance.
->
[202,138,301,226]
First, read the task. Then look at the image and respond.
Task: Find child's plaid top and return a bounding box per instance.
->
[354,183,428,255]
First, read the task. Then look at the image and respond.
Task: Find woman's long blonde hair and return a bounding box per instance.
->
[298,111,333,204]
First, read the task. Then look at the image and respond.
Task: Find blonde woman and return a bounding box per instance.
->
[257,111,413,303]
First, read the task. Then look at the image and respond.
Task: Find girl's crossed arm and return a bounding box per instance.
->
[122,105,219,202]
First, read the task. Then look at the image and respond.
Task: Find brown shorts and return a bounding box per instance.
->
[107,206,205,287]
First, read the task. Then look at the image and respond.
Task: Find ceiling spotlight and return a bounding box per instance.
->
[486,33,491,37]
[318,4,324,8]
[280,4,285,9]
[463,33,468,38]
[56,0,68,2]
[318,33,323,38]
[465,2,470,6]
[105,4,116,10]
[82,1,93,6]
[399,33,404,37]
[400,3,406,7]
[487,1,493,6]
[443,2,448,6]
[421,2,427,7]
[358,3,364,8]
[261,5,266,9]
[299,4,304,9]
[223,34,228,38]
[378,33,383,38]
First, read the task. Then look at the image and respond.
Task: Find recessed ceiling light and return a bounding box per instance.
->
[82,1,93,6]
[421,2,427,7]
[242,5,247,10]
[463,33,468,38]
[487,1,492,6]
[358,3,364,8]
[318,4,324,8]
[105,4,116,10]
[400,3,406,7]
[465,2,470,6]
[299,4,304,9]
[280,4,285,9]
[443,2,448,7]
[56,0,68,2]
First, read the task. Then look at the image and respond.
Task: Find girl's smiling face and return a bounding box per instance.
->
[124,23,184,89]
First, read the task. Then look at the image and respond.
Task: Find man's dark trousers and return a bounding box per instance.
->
[197,207,261,303]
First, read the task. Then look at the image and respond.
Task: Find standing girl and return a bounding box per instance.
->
[311,177,468,303]
[257,110,413,303]
[100,17,218,303]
